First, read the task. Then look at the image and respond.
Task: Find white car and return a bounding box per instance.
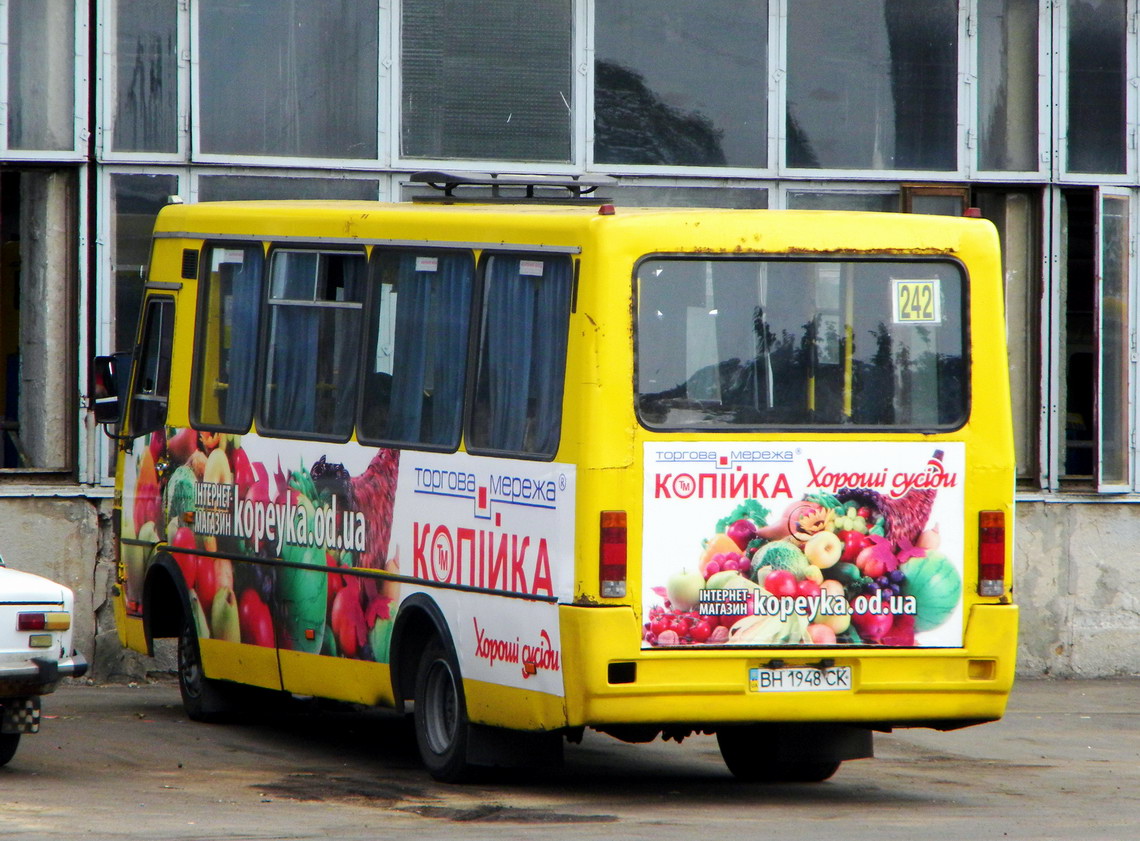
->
[0,556,87,766]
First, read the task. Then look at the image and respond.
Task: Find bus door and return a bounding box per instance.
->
[120,295,176,614]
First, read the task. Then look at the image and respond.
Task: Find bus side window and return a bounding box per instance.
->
[260,249,366,440]
[358,249,475,450]
[128,297,175,439]
[468,254,572,458]
[191,244,265,431]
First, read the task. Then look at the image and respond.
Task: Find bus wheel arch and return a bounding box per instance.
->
[389,595,455,714]
[141,554,190,653]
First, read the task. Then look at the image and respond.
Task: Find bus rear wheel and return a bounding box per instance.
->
[716,725,844,783]
[413,637,474,782]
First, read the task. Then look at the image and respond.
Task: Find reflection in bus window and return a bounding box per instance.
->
[191,244,265,431]
[636,258,966,430]
[468,254,573,457]
[261,249,366,439]
[358,250,475,449]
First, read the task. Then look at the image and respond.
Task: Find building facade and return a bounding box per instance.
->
[0,0,1133,677]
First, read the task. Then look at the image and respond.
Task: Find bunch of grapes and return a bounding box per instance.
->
[862,568,906,598]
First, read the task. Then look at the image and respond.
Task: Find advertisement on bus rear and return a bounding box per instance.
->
[120,430,573,696]
[641,442,965,649]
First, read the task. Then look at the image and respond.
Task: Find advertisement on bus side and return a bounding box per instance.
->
[120,429,573,696]
[641,442,965,649]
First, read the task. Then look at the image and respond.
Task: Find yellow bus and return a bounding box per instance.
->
[95,176,1017,783]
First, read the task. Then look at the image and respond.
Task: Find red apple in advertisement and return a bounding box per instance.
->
[195,556,218,614]
[330,587,367,658]
[171,526,198,589]
[238,588,275,647]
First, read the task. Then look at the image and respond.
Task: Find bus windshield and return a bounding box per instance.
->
[636,257,966,430]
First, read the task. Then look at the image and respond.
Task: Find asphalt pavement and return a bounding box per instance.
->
[0,676,1137,841]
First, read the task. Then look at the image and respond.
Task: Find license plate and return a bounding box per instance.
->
[749,666,852,692]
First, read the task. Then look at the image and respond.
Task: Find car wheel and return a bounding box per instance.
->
[0,732,19,767]
[177,609,234,722]
[413,637,474,782]
[717,726,841,783]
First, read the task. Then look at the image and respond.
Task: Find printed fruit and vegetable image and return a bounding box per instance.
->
[121,427,401,663]
[642,448,963,648]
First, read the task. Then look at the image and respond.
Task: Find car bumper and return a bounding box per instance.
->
[0,653,88,697]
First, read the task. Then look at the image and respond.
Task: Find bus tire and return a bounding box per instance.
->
[716,726,841,783]
[413,636,474,782]
[177,609,235,723]
[0,732,19,766]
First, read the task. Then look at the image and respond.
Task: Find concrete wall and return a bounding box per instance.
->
[1014,500,1140,678]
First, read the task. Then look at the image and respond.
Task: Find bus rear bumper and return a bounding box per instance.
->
[559,603,1018,732]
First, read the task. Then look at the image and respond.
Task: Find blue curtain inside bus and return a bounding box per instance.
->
[222,248,264,427]
[477,255,571,455]
[386,252,473,445]
[263,251,365,437]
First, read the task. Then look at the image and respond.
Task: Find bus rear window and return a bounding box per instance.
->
[636,258,966,430]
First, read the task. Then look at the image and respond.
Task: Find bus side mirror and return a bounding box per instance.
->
[92,352,131,425]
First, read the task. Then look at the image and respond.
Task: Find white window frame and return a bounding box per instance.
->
[189,0,389,171]
[1096,186,1135,492]
[1055,0,1136,184]
[586,0,777,178]
[96,0,190,163]
[392,0,583,175]
[0,0,87,161]
[90,165,188,484]
[966,0,1051,179]
[776,0,969,182]
[187,167,389,203]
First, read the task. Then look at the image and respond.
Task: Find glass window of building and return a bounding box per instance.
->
[975,189,1041,484]
[198,1,379,159]
[594,0,767,168]
[1066,0,1126,175]
[111,0,179,154]
[111,174,178,353]
[977,0,1039,172]
[1058,188,1130,488]
[786,0,957,171]
[0,170,76,471]
[785,191,899,212]
[401,0,572,162]
[197,176,380,202]
[7,0,77,152]
[606,185,767,209]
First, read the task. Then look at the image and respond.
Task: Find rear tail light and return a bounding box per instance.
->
[978,511,1006,597]
[600,511,627,598]
[18,612,70,632]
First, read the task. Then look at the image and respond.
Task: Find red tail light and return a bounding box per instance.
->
[600,511,627,598]
[978,511,1006,596]
[18,612,70,631]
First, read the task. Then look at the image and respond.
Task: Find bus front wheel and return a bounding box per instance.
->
[413,637,474,782]
[177,610,235,722]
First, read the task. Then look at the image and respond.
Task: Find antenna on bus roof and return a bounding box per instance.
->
[407,171,616,204]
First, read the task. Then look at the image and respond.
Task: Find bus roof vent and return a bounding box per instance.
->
[406,171,616,204]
